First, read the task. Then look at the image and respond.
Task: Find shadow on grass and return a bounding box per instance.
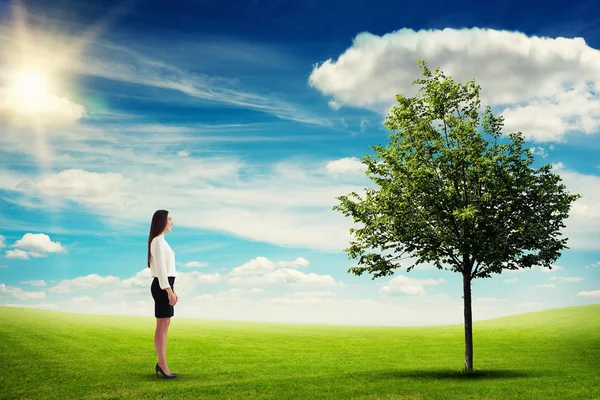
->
[367,369,539,380]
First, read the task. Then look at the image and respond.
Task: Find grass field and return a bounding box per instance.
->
[1,305,599,399]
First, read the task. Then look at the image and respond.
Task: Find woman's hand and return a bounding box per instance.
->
[168,291,177,306]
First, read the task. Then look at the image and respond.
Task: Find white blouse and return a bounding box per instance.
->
[150,234,177,289]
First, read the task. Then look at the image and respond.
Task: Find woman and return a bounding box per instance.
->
[148,209,178,379]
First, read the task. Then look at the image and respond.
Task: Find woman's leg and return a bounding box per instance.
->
[155,317,172,374]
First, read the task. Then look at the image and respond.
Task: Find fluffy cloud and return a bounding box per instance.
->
[585,261,600,269]
[187,272,224,286]
[577,290,600,298]
[325,157,367,176]
[5,249,29,260]
[228,268,337,287]
[229,256,310,276]
[0,235,5,249]
[380,274,446,296]
[0,283,46,299]
[49,274,121,294]
[13,233,66,254]
[229,257,277,276]
[27,169,135,211]
[309,28,600,142]
[534,284,556,288]
[183,261,208,268]
[225,256,334,287]
[276,257,310,268]
[3,158,359,251]
[551,164,600,250]
[504,278,520,284]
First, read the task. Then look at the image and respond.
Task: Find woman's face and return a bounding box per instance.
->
[164,213,174,233]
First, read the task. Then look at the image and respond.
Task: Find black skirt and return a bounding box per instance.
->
[151,276,176,318]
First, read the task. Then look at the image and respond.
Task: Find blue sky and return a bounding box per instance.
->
[0,0,599,325]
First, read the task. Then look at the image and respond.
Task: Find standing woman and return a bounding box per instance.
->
[148,209,178,379]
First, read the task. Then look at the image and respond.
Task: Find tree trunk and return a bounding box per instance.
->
[462,269,473,373]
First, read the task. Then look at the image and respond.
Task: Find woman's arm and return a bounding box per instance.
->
[151,238,171,290]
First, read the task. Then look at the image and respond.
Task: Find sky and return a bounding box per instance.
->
[0,0,599,326]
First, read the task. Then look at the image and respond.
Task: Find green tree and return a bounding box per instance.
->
[334,61,580,373]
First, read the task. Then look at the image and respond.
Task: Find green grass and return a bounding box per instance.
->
[1,305,599,400]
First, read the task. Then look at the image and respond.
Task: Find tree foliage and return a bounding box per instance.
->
[335,61,579,280]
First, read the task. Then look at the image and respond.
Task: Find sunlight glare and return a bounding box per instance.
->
[11,69,48,97]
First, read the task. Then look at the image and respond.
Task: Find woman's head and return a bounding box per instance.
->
[147,209,173,267]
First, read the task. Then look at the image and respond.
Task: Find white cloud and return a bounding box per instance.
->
[550,165,600,250]
[584,261,600,269]
[501,83,600,142]
[5,249,29,260]
[20,280,47,287]
[120,268,153,289]
[531,147,548,158]
[549,276,584,282]
[0,283,46,299]
[229,256,310,276]
[504,278,519,284]
[577,290,600,298]
[534,284,556,288]
[380,274,446,296]
[177,150,190,157]
[0,267,567,326]
[276,257,310,268]
[3,158,359,251]
[228,268,337,287]
[328,99,341,110]
[13,233,66,254]
[0,235,5,249]
[184,261,208,268]
[188,272,224,285]
[49,274,121,294]
[229,257,276,276]
[29,169,135,211]
[309,28,600,141]
[325,157,367,175]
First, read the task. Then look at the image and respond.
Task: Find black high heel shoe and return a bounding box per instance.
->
[155,363,178,379]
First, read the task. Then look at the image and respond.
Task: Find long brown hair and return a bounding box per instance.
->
[148,209,169,267]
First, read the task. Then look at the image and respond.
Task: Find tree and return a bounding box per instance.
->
[333,61,580,373]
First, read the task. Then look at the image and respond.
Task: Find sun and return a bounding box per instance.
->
[11,69,48,97]
[5,68,56,115]
[10,69,49,98]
